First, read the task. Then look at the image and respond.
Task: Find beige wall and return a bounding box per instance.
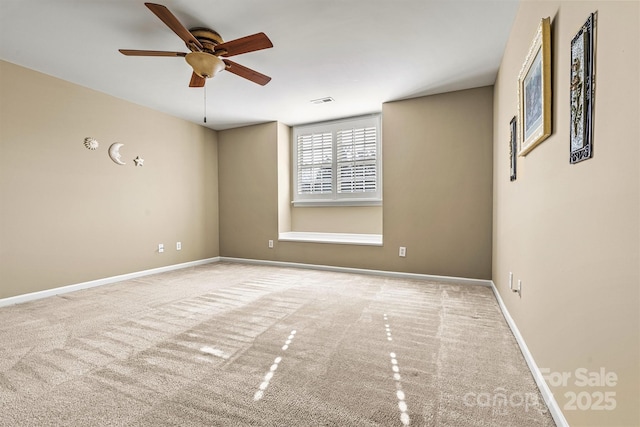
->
[382,88,494,279]
[492,2,639,426]
[290,206,383,234]
[218,122,280,260]
[277,122,292,233]
[0,61,220,299]
[218,86,494,279]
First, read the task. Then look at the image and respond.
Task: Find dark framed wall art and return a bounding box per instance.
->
[570,12,597,164]
[509,116,517,181]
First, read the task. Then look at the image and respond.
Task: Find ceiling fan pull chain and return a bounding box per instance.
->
[203,85,207,123]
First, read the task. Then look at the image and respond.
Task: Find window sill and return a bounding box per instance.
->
[278,232,383,246]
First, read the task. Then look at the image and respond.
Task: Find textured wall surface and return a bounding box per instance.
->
[492,2,639,425]
[0,61,220,298]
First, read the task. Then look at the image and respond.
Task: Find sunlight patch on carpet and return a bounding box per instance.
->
[385,313,411,426]
[199,346,229,359]
[254,330,297,401]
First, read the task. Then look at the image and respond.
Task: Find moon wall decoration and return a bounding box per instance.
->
[108,143,126,165]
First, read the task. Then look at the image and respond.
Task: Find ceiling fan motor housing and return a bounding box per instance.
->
[188,27,224,54]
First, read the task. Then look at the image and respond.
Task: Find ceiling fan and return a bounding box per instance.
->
[119,3,273,87]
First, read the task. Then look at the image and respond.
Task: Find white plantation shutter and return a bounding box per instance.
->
[297,132,332,194]
[336,126,377,194]
[293,115,381,205]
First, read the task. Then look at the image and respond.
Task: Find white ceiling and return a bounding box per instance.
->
[0,0,519,130]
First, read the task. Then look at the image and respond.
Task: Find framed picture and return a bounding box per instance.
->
[509,116,517,181]
[570,13,596,164]
[518,17,552,156]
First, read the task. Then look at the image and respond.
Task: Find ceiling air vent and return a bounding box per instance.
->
[310,97,335,105]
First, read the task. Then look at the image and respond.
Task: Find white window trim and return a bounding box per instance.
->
[292,114,382,207]
[291,199,381,207]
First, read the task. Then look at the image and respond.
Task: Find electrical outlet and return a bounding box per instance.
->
[399,246,406,257]
[513,279,522,296]
[158,243,164,253]
[268,240,274,249]
[176,242,182,250]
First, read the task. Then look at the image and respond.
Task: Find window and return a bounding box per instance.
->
[293,115,382,206]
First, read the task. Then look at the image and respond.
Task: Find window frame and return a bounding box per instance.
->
[292,114,382,207]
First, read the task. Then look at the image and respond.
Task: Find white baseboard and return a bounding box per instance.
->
[490,281,568,427]
[0,256,488,308]
[220,257,492,287]
[0,257,221,308]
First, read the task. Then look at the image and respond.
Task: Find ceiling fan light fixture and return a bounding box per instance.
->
[185,52,225,78]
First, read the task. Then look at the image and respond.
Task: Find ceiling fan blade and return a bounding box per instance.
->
[144,3,203,50]
[215,33,273,57]
[119,49,187,57]
[223,59,271,86]
[189,72,206,87]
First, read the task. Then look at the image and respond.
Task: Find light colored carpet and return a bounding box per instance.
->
[0,262,555,426]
